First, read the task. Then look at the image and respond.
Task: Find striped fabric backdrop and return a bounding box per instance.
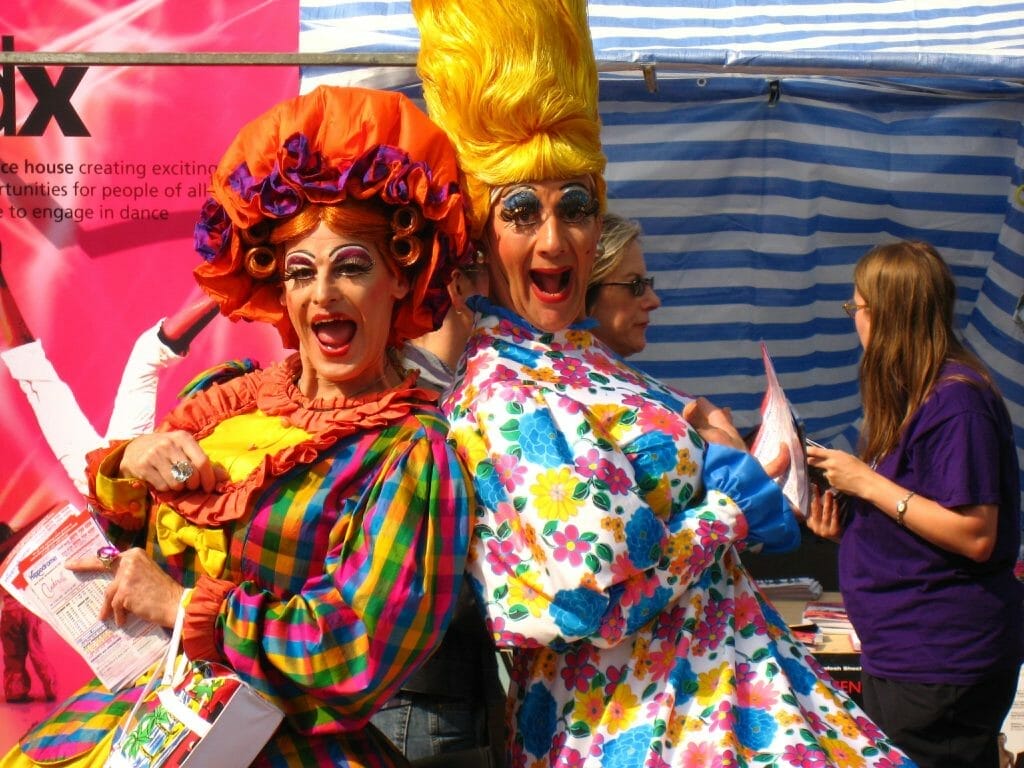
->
[299,1,1024,500]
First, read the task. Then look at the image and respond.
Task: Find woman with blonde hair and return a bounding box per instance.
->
[586,211,661,357]
[413,0,914,765]
[807,240,1022,768]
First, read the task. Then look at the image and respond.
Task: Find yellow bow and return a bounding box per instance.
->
[155,505,228,578]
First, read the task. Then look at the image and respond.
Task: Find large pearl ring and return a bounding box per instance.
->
[96,545,120,569]
[170,459,195,484]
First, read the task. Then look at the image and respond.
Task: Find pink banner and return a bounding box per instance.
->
[0,0,298,748]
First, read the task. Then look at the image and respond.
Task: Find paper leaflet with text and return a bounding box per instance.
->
[749,342,811,517]
[0,502,168,691]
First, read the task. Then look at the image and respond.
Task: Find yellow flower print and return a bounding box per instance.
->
[826,709,862,739]
[565,329,591,347]
[451,425,488,469]
[531,366,561,384]
[523,521,547,563]
[695,661,734,706]
[580,572,599,592]
[588,403,630,441]
[818,736,867,768]
[775,710,804,727]
[675,447,698,477]
[533,647,559,682]
[532,467,583,522]
[601,684,640,735]
[600,515,625,542]
[507,576,550,618]
[572,687,606,727]
[632,636,652,680]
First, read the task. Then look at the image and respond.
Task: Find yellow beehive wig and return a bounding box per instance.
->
[412,0,606,239]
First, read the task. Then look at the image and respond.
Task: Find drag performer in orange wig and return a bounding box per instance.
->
[1,85,474,768]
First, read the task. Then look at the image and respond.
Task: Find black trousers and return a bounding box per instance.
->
[861,668,1019,768]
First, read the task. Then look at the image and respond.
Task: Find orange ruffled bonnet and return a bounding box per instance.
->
[193,85,471,348]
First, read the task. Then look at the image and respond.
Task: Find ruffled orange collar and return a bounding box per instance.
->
[156,354,436,527]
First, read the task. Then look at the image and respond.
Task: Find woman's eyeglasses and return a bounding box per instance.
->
[842,302,868,319]
[596,276,655,297]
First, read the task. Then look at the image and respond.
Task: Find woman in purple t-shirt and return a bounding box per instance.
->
[806,239,1024,768]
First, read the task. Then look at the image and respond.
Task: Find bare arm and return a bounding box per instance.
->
[806,445,998,561]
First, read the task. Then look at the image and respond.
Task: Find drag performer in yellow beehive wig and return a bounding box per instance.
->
[414,0,918,766]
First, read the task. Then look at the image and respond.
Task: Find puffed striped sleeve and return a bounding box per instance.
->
[181,414,472,734]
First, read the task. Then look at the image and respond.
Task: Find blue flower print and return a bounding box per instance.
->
[519,410,573,467]
[551,587,606,638]
[779,654,817,695]
[474,461,507,510]
[602,724,654,767]
[518,682,557,758]
[625,506,663,569]
[669,656,697,705]
[735,706,777,750]
[626,585,672,633]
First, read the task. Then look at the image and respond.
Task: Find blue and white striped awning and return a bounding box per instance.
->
[300,1,1024,500]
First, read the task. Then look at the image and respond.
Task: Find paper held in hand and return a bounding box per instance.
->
[0,502,169,691]
[748,342,811,517]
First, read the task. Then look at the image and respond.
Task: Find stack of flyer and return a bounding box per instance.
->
[0,502,169,691]
[801,599,862,651]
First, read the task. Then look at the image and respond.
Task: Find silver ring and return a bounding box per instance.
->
[170,459,195,484]
[97,545,120,569]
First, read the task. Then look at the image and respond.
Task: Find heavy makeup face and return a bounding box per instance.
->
[483,177,601,332]
[590,240,661,357]
[281,221,409,399]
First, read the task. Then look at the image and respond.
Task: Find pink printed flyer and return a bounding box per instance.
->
[0,0,298,750]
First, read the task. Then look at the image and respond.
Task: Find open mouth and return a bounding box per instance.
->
[529,268,572,301]
[312,317,356,353]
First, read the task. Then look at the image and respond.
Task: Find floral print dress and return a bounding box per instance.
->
[443,299,915,768]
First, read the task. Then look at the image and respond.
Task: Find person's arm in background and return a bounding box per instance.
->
[807,433,998,562]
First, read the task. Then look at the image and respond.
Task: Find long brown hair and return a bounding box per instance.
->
[855,240,992,464]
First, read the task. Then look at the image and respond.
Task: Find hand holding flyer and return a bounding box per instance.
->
[0,503,168,691]
[749,342,811,518]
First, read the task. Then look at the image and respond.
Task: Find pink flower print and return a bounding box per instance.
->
[645,751,671,768]
[557,395,585,414]
[484,536,518,574]
[709,701,736,733]
[718,750,739,768]
[583,349,619,375]
[494,453,527,491]
[802,710,827,734]
[622,393,648,408]
[736,680,778,710]
[553,747,585,767]
[482,363,521,388]
[553,357,591,386]
[599,609,627,644]
[696,519,732,550]
[693,607,730,653]
[853,714,884,741]
[733,592,767,635]
[552,524,591,567]
[680,741,720,768]
[498,318,534,342]
[561,648,598,692]
[638,405,689,440]
[734,662,757,685]
[646,642,678,681]
[781,744,828,767]
[575,448,606,480]
[603,664,627,697]
[610,552,641,582]
[601,465,632,494]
